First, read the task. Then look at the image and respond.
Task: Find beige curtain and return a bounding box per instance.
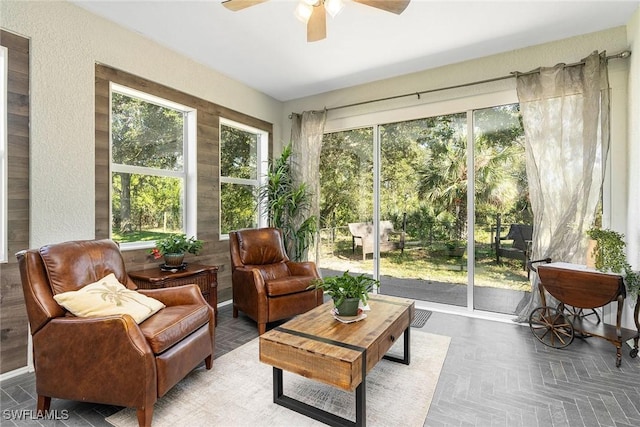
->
[290,110,327,260]
[290,110,327,221]
[514,51,610,322]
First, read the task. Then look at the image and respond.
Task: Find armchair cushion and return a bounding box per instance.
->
[139,303,211,354]
[53,273,165,324]
[265,276,317,297]
[255,263,290,281]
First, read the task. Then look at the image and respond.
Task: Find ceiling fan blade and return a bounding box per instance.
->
[353,0,410,14]
[221,0,269,12]
[307,3,327,42]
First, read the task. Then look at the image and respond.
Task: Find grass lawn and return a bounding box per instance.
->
[319,236,531,292]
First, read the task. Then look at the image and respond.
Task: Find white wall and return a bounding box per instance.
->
[624,7,640,327]
[0,0,284,247]
[627,8,640,269]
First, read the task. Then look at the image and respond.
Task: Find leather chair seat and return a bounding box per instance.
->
[265,275,317,297]
[139,304,210,354]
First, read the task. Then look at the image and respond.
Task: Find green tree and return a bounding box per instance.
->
[473,105,529,227]
[259,144,317,261]
[416,113,468,239]
[219,124,260,234]
[319,128,374,227]
[318,105,526,245]
[111,92,184,236]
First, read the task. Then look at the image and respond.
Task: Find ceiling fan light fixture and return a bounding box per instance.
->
[295,2,313,23]
[324,0,344,17]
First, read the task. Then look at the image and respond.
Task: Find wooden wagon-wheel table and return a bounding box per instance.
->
[529,262,639,367]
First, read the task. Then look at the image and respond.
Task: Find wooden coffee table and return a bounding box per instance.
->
[259,294,415,427]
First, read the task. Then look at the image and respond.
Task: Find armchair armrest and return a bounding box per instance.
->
[33,315,156,407]
[232,267,267,295]
[286,261,320,278]
[388,230,406,248]
[138,284,206,306]
[388,230,406,238]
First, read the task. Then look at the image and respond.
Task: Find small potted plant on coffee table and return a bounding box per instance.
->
[150,233,203,269]
[310,271,379,317]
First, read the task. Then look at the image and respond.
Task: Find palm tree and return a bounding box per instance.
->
[258,144,317,262]
[417,107,526,240]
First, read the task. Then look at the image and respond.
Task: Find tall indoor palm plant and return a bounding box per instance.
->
[259,144,317,262]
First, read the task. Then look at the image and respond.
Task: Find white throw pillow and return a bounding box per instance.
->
[53,273,165,324]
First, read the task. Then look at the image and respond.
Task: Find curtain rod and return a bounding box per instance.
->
[300,50,631,114]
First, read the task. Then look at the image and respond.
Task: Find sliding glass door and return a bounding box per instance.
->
[318,102,531,315]
[472,105,529,314]
[378,114,468,307]
[318,127,374,278]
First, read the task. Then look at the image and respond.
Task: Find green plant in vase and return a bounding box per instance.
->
[309,271,379,316]
[586,227,639,297]
[150,234,203,267]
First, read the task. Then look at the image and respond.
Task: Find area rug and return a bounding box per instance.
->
[106,331,450,427]
[411,309,432,328]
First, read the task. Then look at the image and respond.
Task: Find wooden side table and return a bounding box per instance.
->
[128,263,218,321]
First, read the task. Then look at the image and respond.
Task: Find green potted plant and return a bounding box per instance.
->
[258,143,317,262]
[310,271,380,316]
[150,233,203,267]
[586,227,639,297]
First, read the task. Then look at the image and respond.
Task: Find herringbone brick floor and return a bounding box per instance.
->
[1,303,638,426]
[425,311,640,426]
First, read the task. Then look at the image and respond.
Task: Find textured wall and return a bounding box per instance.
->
[0,0,283,247]
[624,8,640,328]
[0,0,284,376]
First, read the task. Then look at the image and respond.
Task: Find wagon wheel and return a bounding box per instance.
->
[529,306,575,349]
[563,306,598,338]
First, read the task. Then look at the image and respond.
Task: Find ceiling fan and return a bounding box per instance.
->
[222,0,411,42]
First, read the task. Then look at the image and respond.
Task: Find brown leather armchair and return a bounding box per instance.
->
[16,239,215,427]
[229,228,323,334]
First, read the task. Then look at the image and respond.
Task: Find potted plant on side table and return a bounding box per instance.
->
[150,233,203,269]
[310,271,380,317]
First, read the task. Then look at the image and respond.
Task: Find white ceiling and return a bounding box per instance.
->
[73,0,639,101]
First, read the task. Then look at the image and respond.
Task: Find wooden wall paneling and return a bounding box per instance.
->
[95,64,273,304]
[0,29,30,374]
[94,68,110,240]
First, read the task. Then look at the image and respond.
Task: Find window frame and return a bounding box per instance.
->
[109,82,198,251]
[219,117,268,239]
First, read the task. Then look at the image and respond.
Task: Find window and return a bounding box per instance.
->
[110,83,196,248]
[219,118,268,237]
[0,46,7,262]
